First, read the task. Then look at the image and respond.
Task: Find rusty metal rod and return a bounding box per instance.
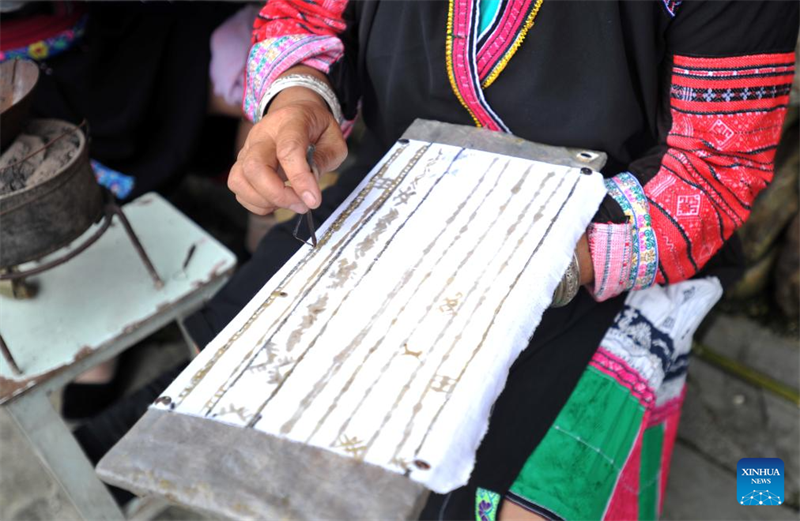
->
[0,209,113,281]
[0,333,22,376]
[110,203,164,289]
[693,341,800,407]
[0,120,88,173]
[0,192,163,292]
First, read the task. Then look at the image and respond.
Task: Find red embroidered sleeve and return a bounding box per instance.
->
[252,0,347,43]
[645,52,795,284]
[243,0,350,122]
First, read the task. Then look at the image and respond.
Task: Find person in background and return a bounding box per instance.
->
[0,1,240,418]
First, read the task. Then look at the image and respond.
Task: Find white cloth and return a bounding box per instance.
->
[157,140,607,493]
[608,277,724,406]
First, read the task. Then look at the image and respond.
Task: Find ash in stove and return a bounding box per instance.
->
[0,120,81,195]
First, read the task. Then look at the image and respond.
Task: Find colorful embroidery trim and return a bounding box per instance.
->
[446,0,482,128]
[0,15,87,63]
[661,0,682,17]
[476,487,502,521]
[507,280,721,520]
[243,35,344,121]
[646,52,794,284]
[244,0,349,122]
[605,173,658,291]
[446,0,510,131]
[91,160,135,199]
[252,0,347,43]
[589,347,655,406]
[477,0,544,88]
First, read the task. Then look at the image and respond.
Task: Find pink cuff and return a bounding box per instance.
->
[587,222,634,301]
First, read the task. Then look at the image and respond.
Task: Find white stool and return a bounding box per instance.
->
[0,193,236,520]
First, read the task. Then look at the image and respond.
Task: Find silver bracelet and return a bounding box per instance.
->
[256,74,344,125]
[551,253,581,308]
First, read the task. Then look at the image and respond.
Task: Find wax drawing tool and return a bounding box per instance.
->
[292,146,319,248]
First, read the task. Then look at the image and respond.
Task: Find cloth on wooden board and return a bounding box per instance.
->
[165,140,609,493]
[65,0,793,512]
[183,128,628,497]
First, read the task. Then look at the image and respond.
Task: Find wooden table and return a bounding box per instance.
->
[96,120,606,520]
[0,193,236,520]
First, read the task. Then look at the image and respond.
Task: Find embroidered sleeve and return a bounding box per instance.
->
[590,51,795,299]
[586,0,798,298]
[243,0,349,122]
[646,52,794,284]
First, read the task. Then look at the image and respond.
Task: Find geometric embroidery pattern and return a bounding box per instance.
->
[475,487,502,521]
[244,0,349,121]
[252,0,347,43]
[604,173,659,291]
[646,52,795,283]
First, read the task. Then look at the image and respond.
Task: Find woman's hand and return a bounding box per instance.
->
[228,68,348,216]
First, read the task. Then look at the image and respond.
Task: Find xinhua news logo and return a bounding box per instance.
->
[737,458,784,506]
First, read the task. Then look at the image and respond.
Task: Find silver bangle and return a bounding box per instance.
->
[256,74,343,126]
[551,253,581,308]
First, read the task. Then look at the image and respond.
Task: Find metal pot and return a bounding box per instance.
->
[0,119,103,268]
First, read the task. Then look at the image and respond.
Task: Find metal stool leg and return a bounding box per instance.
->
[110,204,164,290]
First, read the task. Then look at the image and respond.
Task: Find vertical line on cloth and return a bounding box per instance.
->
[361,163,542,459]
[175,143,412,406]
[300,154,498,443]
[199,145,416,413]
[600,421,646,520]
[639,424,664,521]
[326,158,516,449]
[198,143,421,415]
[384,168,558,463]
[412,174,581,460]
[241,145,433,425]
[274,148,469,435]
